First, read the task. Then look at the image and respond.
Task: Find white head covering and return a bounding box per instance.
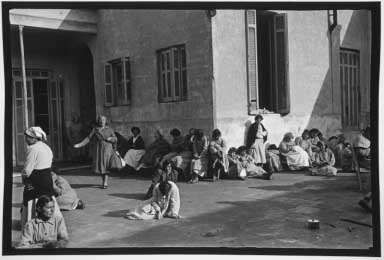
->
[25,126,47,141]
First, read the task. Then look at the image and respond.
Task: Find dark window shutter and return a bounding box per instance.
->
[246,10,258,114]
[104,63,113,106]
[122,57,131,105]
[273,13,290,114]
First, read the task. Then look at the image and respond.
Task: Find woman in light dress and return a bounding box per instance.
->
[279,132,310,171]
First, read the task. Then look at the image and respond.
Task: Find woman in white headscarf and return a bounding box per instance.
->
[21,126,63,229]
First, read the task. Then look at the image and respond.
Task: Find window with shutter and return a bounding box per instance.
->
[104,57,131,106]
[246,10,258,113]
[273,13,290,114]
[104,63,113,106]
[157,44,188,103]
[340,48,360,128]
[249,10,290,115]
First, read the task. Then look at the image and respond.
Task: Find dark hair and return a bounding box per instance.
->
[170,128,181,137]
[212,129,221,139]
[36,195,54,211]
[268,144,278,150]
[317,142,324,149]
[131,127,140,134]
[283,132,294,142]
[196,129,204,138]
[309,128,319,135]
[255,114,264,121]
[228,147,237,154]
[162,160,172,171]
[159,181,170,195]
[236,146,247,154]
[328,136,338,142]
[318,131,323,138]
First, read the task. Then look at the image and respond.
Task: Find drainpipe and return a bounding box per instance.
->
[19,25,29,129]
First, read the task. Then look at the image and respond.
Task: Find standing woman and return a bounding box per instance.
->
[246,115,268,166]
[74,115,117,189]
[21,126,62,228]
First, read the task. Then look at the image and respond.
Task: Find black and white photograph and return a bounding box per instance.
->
[1,1,381,256]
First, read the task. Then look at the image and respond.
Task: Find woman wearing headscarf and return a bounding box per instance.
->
[279,132,310,171]
[21,126,63,229]
[74,115,117,189]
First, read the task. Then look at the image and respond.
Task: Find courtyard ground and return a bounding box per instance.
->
[11,169,372,248]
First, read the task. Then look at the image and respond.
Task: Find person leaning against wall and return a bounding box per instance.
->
[246,115,268,167]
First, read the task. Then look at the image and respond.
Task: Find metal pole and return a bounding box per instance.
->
[19,25,29,129]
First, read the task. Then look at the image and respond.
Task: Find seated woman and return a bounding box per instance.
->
[17,195,68,249]
[234,146,272,180]
[310,142,337,176]
[279,132,310,171]
[295,130,313,160]
[160,129,194,177]
[189,129,209,184]
[334,134,347,168]
[138,130,170,170]
[146,160,179,199]
[209,129,229,181]
[353,126,371,169]
[51,172,85,211]
[265,144,283,173]
[126,180,180,220]
[227,147,246,180]
[123,127,146,170]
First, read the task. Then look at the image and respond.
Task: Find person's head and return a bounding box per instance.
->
[283,132,294,143]
[268,144,278,150]
[338,134,346,143]
[131,127,141,137]
[318,131,323,139]
[159,181,171,196]
[309,128,319,138]
[154,130,163,140]
[237,146,248,156]
[36,195,55,220]
[97,115,107,127]
[255,114,264,124]
[71,112,80,124]
[24,126,47,145]
[189,128,196,136]
[212,129,222,140]
[228,147,237,157]
[162,160,173,173]
[170,128,181,138]
[196,129,204,139]
[302,130,310,140]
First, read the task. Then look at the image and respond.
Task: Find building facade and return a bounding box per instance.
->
[9,9,371,166]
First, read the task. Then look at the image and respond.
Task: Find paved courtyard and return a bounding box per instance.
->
[11,169,372,248]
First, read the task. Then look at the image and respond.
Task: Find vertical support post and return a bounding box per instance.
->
[19,25,28,129]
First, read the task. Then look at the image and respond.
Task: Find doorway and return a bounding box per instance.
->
[12,69,64,166]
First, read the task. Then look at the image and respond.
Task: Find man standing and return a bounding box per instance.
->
[246,115,268,166]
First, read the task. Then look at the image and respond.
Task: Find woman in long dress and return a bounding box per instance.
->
[189,129,209,183]
[126,180,180,220]
[74,115,117,189]
[123,126,146,170]
[20,126,63,229]
[279,132,310,171]
[209,129,229,181]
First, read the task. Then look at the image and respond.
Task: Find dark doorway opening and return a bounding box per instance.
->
[33,79,50,134]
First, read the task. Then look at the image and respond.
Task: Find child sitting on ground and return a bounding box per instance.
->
[227,147,247,180]
[237,146,272,180]
[310,142,337,176]
[17,195,68,249]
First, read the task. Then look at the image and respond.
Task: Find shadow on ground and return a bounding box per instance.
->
[89,177,372,248]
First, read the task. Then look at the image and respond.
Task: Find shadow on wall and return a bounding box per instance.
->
[243,120,253,146]
[306,10,370,138]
